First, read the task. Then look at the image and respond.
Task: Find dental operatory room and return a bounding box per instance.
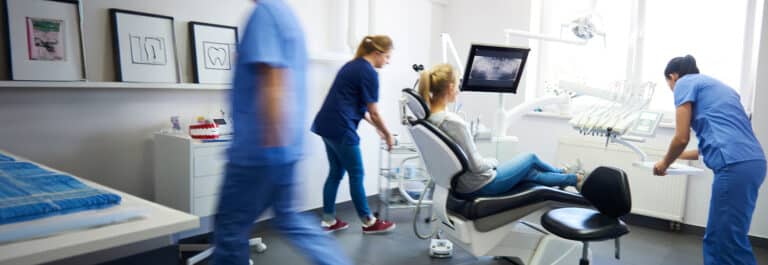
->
[4,0,768,264]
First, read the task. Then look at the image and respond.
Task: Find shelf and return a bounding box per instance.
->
[309,51,352,64]
[0,81,230,90]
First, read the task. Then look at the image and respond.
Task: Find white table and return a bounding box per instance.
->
[0,153,200,265]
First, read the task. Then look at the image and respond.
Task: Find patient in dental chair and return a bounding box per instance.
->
[418,64,585,198]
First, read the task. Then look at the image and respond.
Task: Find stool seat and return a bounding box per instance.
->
[541,207,629,241]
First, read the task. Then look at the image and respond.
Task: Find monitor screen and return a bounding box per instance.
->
[461,44,530,93]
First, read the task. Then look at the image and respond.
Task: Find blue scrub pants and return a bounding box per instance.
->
[470,153,578,197]
[211,163,352,265]
[321,137,372,222]
[704,159,766,265]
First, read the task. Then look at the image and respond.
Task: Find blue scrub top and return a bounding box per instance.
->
[227,0,307,166]
[674,74,765,170]
[311,58,379,145]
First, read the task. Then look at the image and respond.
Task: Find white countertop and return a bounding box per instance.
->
[0,152,200,265]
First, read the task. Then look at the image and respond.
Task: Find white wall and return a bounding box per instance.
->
[748,0,768,239]
[441,0,532,132]
[0,0,443,216]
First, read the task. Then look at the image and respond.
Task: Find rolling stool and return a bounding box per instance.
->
[541,166,632,265]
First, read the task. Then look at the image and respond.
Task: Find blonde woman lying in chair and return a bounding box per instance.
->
[418,64,585,198]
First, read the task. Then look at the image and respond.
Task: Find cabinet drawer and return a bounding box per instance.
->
[193,147,227,177]
[194,174,224,197]
[193,195,219,217]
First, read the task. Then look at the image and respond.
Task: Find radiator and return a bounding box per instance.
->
[556,137,689,222]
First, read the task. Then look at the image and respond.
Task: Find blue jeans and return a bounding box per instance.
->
[212,163,351,265]
[321,137,372,222]
[471,153,578,197]
[704,159,766,265]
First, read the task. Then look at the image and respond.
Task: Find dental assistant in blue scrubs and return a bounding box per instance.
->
[654,55,766,265]
[311,35,397,234]
[212,1,351,264]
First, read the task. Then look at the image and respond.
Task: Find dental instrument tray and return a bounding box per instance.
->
[634,160,705,176]
[377,138,431,220]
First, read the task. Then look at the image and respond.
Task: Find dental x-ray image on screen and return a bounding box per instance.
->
[469,56,520,81]
[461,44,530,93]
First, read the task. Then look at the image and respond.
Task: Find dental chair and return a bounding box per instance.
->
[401,88,630,265]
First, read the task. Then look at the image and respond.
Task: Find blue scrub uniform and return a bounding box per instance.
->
[213,1,351,264]
[311,58,379,222]
[674,74,766,265]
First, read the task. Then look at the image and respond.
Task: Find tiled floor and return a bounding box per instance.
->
[234,202,768,265]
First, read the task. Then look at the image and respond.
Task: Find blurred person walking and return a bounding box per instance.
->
[211,1,352,264]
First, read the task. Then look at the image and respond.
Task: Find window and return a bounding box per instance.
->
[529,0,757,115]
[640,0,748,111]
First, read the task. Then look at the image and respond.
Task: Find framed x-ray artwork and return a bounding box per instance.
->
[189,22,238,84]
[110,8,179,83]
[4,0,85,81]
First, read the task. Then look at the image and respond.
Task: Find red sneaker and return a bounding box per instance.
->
[362,219,396,234]
[322,218,349,233]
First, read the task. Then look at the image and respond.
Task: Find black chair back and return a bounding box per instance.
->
[580,166,632,218]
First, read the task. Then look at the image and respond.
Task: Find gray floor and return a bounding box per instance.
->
[238,202,768,265]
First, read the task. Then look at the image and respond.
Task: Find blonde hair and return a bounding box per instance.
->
[418,64,457,106]
[354,35,393,59]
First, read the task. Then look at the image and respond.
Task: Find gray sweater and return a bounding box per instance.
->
[427,111,497,193]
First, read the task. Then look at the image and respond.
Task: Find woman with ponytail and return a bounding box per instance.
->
[311,35,396,234]
[655,55,765,265]
[419,64,584,198]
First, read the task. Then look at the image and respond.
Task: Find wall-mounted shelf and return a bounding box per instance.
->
[0,81,230,90]
[309,51,352,64]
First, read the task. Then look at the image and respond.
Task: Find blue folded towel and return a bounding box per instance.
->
[0,162,121,224]
[0,161,52,178]
[0,153,14,162]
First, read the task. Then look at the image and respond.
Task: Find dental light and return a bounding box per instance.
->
[506,0,606,46]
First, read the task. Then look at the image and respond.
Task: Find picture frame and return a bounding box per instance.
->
[3,0,85,81]
[110,8,179,83]
[189,22,238,84]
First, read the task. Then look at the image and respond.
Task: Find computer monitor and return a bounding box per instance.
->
[461,44,530,93]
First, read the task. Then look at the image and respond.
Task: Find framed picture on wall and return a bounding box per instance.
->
[3,0,85,81]
[189,22,238,84]
[110,8,179,83]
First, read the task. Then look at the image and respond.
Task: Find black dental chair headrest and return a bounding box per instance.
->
[402,88,430,120]
[580,166,632,218]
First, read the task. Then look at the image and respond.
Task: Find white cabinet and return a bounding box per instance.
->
[154,133,228,217]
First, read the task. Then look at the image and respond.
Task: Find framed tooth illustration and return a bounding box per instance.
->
[189,21,238,84]
[4,0,86,81]
[110,8,179,83]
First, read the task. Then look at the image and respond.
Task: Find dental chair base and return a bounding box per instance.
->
[443,208,585,265]
[429,238,454,258]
